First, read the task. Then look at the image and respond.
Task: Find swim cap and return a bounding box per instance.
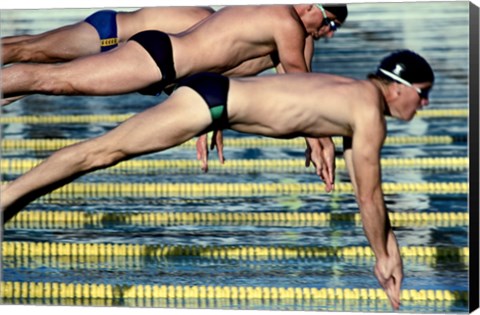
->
[322,4,348,23]
[376,50,435,84]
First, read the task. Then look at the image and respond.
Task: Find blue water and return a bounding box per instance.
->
[0,2,470,313]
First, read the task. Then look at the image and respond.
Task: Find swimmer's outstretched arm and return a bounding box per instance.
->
[1,87,213,223]
[344,112,403,310]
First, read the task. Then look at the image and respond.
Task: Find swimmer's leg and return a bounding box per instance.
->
[1,35,33,44]
[2,40,162,100]
[0,86,212,222]
[2,22,101,65]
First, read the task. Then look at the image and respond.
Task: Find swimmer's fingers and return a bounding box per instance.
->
[321,166,333,192]
[212,130,225,164]
[195,134,209,173]
[309,149,325,180]
[320,137,336,192]
[374,258,402,310]
[389,259,403,310]
[318,154,333,192]
[304,143,328,185]
[323,156,334,192]
[385,276,401,310]
[391,273,402,310]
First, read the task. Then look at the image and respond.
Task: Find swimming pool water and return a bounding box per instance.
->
[0,2,471,313]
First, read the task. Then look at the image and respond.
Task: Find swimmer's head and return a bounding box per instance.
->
[372,49,434,100]
[371,50,435,121]
[321,4,348,24]
[315,4,348,31]
[376,50,435,85]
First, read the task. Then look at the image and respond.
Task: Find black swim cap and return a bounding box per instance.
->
[376,50,435,84]
[322,4,348,23]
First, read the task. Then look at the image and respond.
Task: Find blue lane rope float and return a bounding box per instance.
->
[0,281,468,302]
[0,109,468,124]
[5,211,469,229]
[0,135,468,152]
[0,157,468,174]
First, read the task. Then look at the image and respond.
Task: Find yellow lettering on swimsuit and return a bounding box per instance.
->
[100,38,119,47]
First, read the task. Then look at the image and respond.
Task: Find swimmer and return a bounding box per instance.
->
[1,6,221,173]
[2,4,347,178]
[1,6,215,65]
[1,4,347,101]
[1,50,435,310]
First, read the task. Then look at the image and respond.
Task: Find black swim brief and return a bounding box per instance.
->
[177,72,230,132]
[128,30,177,96]
[85,10,119,52]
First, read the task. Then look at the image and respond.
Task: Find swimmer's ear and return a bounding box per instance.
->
[391,82,399,93]
[389,82,402,98]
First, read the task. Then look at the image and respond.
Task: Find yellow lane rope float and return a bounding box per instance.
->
[0,281,468,302]
[1,242,469,259]
[5,211,468,229]
[1,182,465,198]
[3,255,467,272]
[0,109,468,124]
[0,135,467,152]
[0,157,468,174]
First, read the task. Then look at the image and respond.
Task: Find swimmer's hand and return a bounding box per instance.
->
[374,231,403,310]
[319,136,336,192]
[304,137,334,192]
[196,134,209,172]
[195,131,225,173]
[210,130,225,165]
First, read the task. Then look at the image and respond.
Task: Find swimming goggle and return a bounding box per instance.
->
[316,4,340,32]
[379,68,431,99]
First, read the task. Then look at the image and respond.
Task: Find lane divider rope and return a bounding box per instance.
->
[0,109,468,124]
[0,157,468,174]
[0,135,467,151]
[0,281,469,301]
[5,211,468,229]
[1,242,469,259]
[4,255,467,270]
[1,182,465,197]
[0,296,462,309]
